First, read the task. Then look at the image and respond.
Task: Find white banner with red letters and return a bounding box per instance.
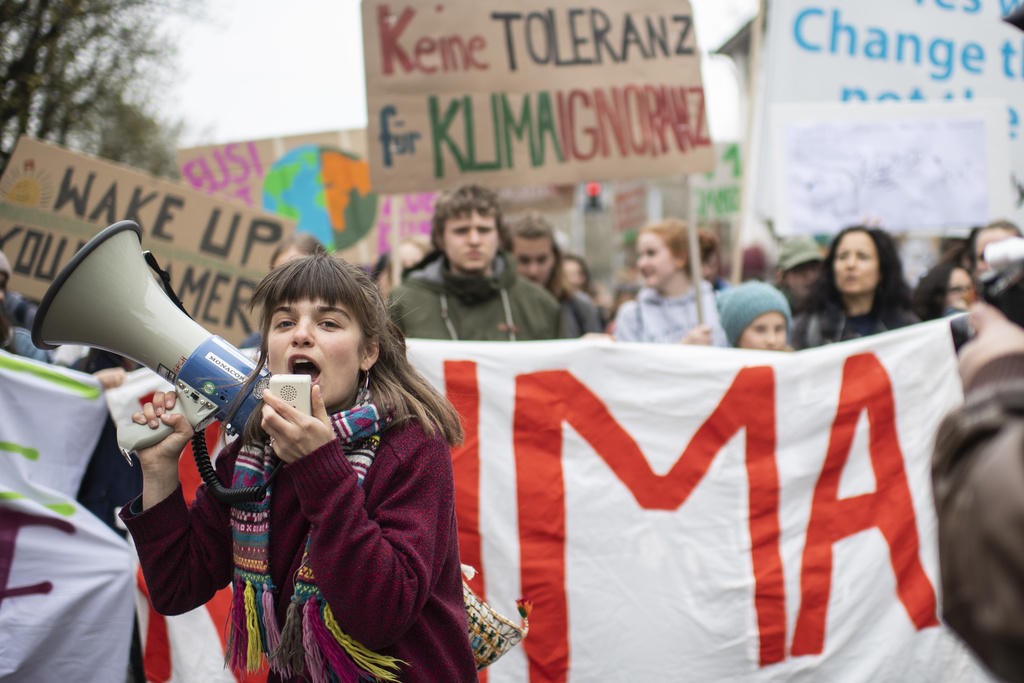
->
[0,350,133,682]
[0,321,998,681]
[407,320,989,682]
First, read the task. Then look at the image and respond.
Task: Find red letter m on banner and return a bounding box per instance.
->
[513,366,784,683]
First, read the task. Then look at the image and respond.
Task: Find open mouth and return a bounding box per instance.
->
[289,357,321,382]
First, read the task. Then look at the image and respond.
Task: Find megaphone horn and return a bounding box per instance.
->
[32,221,272,504]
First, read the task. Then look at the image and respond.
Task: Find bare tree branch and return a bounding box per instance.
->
[0,0,202,176]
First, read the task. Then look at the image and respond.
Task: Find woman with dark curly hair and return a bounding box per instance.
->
[911,261,973,321]
[791,226,919,349]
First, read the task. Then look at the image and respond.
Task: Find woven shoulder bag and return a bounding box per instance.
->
[461,564,532,669]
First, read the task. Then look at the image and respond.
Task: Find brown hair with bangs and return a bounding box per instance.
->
[237,252,463,446]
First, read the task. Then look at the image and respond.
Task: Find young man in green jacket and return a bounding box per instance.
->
[388,184,563,341]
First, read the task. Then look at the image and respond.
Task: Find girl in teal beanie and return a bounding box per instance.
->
[716,281,792,350]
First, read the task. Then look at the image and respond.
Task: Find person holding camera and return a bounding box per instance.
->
[933,301,1024,683]
[968,220,1021,281]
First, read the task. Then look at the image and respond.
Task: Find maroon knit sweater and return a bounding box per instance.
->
[120,419,478,683]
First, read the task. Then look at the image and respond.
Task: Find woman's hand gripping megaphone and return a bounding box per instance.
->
[117,380,219,455]
[129,390,194,460]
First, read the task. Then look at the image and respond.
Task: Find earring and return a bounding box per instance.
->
[358,367,371,399]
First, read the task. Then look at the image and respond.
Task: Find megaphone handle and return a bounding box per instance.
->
[117,403,189,452]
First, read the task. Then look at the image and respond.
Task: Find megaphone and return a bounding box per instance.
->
[32,220,272,503]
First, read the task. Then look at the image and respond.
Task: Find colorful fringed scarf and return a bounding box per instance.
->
[225,395,404,682]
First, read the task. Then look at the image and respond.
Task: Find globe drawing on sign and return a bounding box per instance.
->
[262,145,378,251]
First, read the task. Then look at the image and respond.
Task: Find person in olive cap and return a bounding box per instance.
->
[774,236,823,316]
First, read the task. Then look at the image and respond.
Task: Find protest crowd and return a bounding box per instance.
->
[5,180,1024,681]
[6,2,1024,683]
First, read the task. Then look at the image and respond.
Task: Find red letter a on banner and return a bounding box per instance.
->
[791,353,939,656]
[515,366,784,683]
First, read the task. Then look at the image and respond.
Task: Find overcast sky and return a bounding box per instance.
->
[168,0,758,147]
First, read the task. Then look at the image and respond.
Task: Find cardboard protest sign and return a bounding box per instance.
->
[692,141,742,223]
[178,131,579,266]
[690,141,743,259]
[759,0,1024,228]
[362,0,715,193]
[0,137,297,346]
[177,129,384,265]
[177,130,369,209]
[611,181,647,234]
